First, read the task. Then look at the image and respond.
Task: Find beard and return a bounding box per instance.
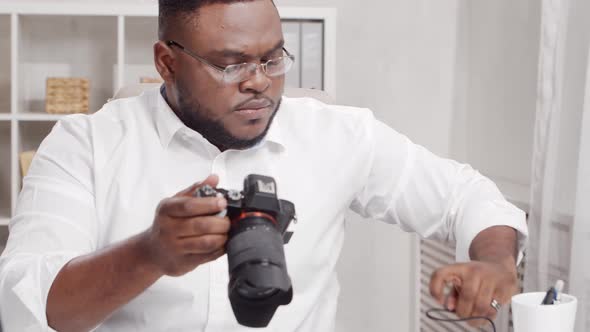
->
[170,84,281,151]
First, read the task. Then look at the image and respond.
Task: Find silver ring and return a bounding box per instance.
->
[490,299,501,311]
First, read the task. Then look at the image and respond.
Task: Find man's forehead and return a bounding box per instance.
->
[185,1,283,55]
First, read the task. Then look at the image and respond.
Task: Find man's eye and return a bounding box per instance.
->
[262,53,283,62]
[267,60,282,67]
[216,58,244,66]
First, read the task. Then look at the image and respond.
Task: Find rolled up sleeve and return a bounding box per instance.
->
[350,116,528,262]
[0,115,97,331]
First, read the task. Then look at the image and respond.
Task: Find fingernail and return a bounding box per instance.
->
[218,198,227,209]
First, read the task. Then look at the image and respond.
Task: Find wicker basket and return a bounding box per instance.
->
[45,77,89,114]
[19,150,36,178]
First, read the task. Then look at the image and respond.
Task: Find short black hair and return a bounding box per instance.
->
[158,0,270,39]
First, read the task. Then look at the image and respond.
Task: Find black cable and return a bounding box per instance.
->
[425,308,496,332]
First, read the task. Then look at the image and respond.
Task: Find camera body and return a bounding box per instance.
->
[196,174,296,244]
[195,174,296,328]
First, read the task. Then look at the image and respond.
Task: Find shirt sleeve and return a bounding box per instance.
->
[349,115,528,262]
[0,115,98,331]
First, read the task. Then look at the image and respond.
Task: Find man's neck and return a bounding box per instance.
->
[160,84,228,152]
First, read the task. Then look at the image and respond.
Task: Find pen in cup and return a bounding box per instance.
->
[554,280,564,303]
[541,279,564,305]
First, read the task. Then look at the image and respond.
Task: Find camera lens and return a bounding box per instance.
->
[226,212,293,327]
[235,277,279,299]
[195,175,297,328]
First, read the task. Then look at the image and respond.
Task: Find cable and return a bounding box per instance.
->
[425,308,496,332]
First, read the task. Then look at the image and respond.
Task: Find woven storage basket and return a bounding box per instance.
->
[45,77,89,114]
[19,150,36,178]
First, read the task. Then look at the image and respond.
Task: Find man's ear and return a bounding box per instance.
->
[154,40,176,83]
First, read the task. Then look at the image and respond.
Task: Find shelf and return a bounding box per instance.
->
[0,3,336,21]
[14,121,54,197]
[0,122,10,221]
[0,15,10,114]
[0,5,337,251]
[0,113,73,121]
[18,15,117,115]
[18,121,54,153]
[16,113,67,121]
[123,16,160,87]
[0,1,159,17]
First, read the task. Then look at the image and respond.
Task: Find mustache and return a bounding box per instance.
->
[233,96,276,111]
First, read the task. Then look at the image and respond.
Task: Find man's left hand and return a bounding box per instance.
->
[429,259,519,326]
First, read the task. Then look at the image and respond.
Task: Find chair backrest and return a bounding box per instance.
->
[283,87,335,104]
[111,83,334,104]
[110,83,162,101]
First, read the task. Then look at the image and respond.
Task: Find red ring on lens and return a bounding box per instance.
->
[232,211,277,226]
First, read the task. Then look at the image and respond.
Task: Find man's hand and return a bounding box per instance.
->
[429,258,518,327]
[141,174,231,277]
[47,175,231,332]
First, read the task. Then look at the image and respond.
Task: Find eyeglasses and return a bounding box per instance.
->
[166,40,296,84]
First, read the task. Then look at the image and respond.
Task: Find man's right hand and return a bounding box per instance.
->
[142,174,231,277]
[46,174,230,332]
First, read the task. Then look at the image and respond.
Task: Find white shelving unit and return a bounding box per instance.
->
[0,1,337,226]
[1,13,11,228]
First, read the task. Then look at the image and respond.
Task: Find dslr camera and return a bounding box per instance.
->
[194,174,296,328]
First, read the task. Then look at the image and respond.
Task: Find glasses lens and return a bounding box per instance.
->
[265,56,294,77]
[222,56,295,83]
[223,63,257,83]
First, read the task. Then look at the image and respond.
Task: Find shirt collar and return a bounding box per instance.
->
[154,85,185,149]
[261,101,286,151]
[153,85,286,151]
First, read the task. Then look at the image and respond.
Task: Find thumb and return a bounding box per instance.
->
[175,174,220,197]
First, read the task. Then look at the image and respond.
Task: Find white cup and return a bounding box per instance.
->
[511,292,578,332]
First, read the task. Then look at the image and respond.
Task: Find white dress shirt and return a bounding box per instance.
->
[0,87,528,331]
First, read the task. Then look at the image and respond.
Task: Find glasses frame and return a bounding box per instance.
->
[166,40,295,82]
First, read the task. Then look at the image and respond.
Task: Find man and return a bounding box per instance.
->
[0,0,527,331]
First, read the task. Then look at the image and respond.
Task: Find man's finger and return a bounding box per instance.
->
[158,196,227,218]
[179,234,228,254]
[445,292,457,311]
[493,282,517,311]
[175,174,220,197]
[201,248,226,264]
[455,276,481,320]
[429,264,467,304]
[184,248,226,266]
[471,279,496,319]
[177,216,231,237]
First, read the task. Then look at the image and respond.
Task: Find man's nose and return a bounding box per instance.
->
[239,65,271,94]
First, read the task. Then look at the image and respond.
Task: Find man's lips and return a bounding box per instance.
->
[235,99,273,111]
[234,100,273,120]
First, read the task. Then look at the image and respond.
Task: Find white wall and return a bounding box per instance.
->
[552,0,590,215]
[444,1,540,331]
[275,1,542,331]
[274,1,463,331]
[450,0,540,205]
